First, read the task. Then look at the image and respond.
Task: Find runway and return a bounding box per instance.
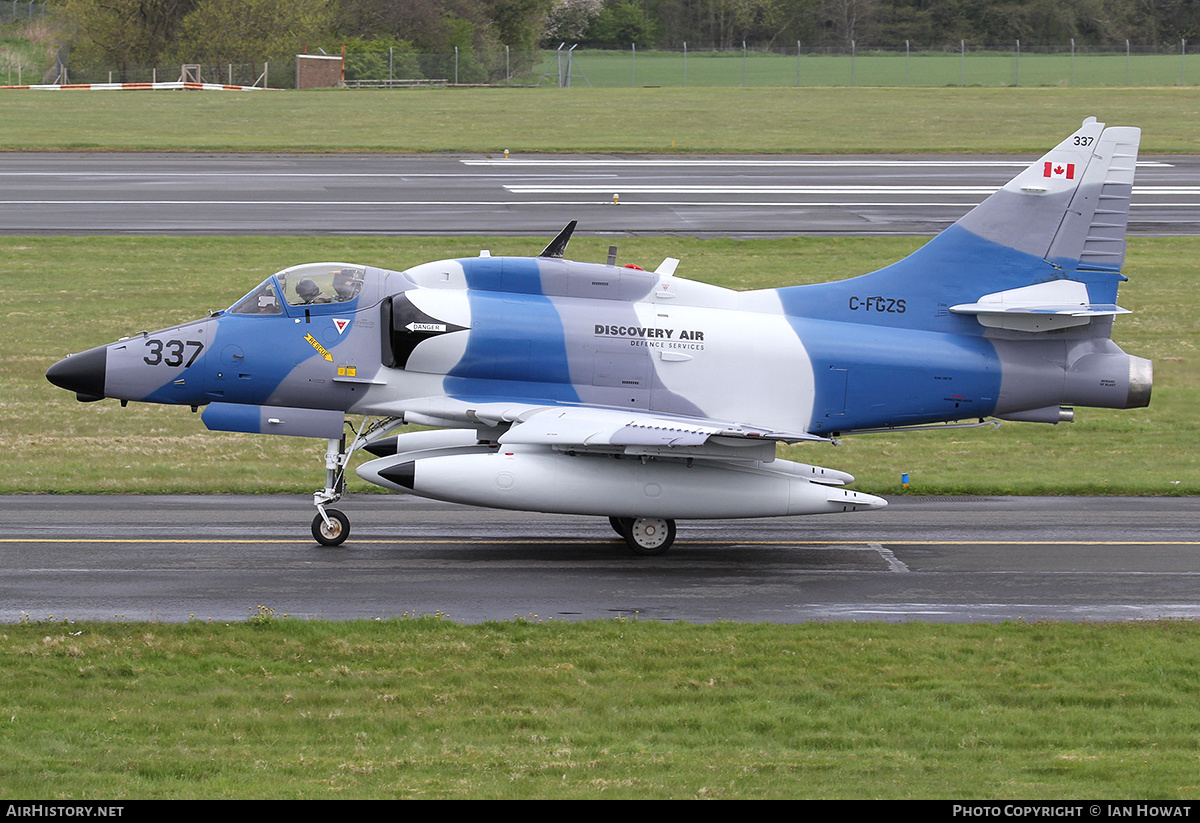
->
[12,150,1198,625]
[5,495,1199,624]
[1,152,1198,236]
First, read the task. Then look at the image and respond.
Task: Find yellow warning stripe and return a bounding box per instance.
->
[304,333,333,362]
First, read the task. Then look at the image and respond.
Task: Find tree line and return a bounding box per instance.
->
[52,0,1200,79]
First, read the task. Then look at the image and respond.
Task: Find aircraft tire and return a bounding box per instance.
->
[609,516,633,538]
[312,509,350,547]
[624,517,676,556]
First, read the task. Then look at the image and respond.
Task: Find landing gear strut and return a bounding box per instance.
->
[311,417,402,547]
[312,434,351,546]
[611,516,677,555]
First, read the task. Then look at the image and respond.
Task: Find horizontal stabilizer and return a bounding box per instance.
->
[950,279,1130,332]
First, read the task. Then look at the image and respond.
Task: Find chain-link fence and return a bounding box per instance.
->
[339,46,541,87]
[0,0,44,24]
[339,42,1200,88]
[58,61,276,87]
[44,41,1200,90]
[539,43,1200,88]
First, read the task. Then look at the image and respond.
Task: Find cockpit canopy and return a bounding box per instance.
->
[229,264,367,315]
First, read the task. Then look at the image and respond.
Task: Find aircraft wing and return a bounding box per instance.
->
[387,396,826,450]
[497,405,825,448]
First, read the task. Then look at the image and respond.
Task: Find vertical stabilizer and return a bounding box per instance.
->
[771,118,1143,331]
[1046,125,1140,272]
[955,117,1140,271]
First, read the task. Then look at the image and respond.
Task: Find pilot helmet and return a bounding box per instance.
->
[296,278,320,302]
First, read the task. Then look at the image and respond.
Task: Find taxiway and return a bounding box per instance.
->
[5,495,1199,624]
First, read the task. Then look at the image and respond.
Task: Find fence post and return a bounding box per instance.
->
[454,46,458,85]
[905,40,909,86]
[1183,39,1187,85]
[797,41,801,87]
[1016,40,1020,87]
[631,42,635,87]
[851,40,855,87]
[1070,38,1075,86]
[742,41,746,86]
[960,40,964,86]
[1126,40,1130,85]
[683,42,687,87]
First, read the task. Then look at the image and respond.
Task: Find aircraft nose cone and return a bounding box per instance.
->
[46,346,107,401]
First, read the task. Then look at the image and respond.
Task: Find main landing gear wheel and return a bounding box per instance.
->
[609,516,633,537]
[622,517,676,556]
[312,508,350,547]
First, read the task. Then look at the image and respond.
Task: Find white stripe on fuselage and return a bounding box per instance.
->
[632,290,813,434]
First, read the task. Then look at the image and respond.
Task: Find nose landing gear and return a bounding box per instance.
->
[310,417,402,547]
[312,508,350,546]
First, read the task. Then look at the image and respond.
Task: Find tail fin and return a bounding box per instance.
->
[956,116,1140,273]
[776,118,1142,328]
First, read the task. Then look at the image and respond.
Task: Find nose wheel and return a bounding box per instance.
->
[312,508,350,546]
[613,516,676,555]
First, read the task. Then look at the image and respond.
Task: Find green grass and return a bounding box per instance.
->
[2,86,1200,153]
[2,617,1199,799]
[3,83,1197,800]
[549,48,1200,89]
[9,234,1196,497]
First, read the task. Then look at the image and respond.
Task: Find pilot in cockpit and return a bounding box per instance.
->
[296,278,333,304]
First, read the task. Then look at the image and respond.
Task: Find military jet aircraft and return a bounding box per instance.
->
[46,118,1151,554]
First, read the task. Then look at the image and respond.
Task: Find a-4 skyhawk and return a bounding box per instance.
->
[47,118,1151,554]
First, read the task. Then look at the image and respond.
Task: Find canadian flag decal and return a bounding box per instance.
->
[1043,162,1075,180]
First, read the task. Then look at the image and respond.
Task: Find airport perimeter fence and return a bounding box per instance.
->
[53,61,276,88]
[342,42,1200,88]
[0,0,44,24]
[541,43,1200,88]
[55,41,1200,90]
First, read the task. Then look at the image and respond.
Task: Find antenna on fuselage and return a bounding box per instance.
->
[539,220,577,259]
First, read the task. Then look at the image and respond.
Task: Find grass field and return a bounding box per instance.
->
[544,48,1200,89]
[2,86,1200,153]
[3,85,1197,800]
[3,617,1200,799]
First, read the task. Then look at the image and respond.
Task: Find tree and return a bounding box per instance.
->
[60,0,197,72]
[484,0,555,52]
[820,0,877,47]
[170,0,335,64]
[335,0,493,51]
[544,0,605,42]
[586,0,660,45]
